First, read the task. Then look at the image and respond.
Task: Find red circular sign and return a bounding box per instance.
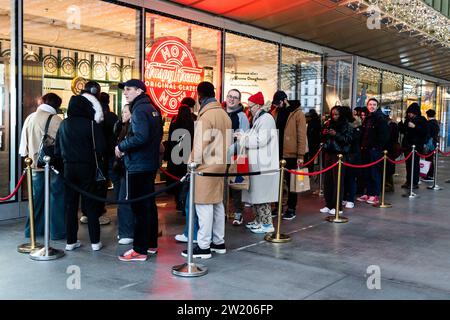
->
[144,37,204,116]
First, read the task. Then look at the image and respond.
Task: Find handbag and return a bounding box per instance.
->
[91,121,106,182]
[423,137,435,154]
[290,167,311,193]
[37,114,56,168]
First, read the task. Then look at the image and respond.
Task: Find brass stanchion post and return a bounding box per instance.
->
[172,162,208,277]
[18,158,43,253]
[326,154,348,223]
[428,143,442,190]
[403,145,419,198]
[265,160,291,243]
[30,156,64,261]
[375,150,392,208]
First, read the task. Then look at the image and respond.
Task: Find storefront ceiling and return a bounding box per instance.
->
[168,0,450,81]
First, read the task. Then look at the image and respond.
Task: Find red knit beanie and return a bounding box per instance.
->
[248,92,264,106]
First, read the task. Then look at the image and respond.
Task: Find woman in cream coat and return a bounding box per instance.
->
[237,92,280,234]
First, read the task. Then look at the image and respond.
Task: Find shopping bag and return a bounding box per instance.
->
[290,167,311,193]
[228,154,250,190]
[419,159,431,177]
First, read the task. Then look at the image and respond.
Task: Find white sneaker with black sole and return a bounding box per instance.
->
[65,241,81,251]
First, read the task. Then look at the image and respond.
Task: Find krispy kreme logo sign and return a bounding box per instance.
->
[144,37,204,116]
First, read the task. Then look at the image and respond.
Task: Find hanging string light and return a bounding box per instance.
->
[348,0,449,49]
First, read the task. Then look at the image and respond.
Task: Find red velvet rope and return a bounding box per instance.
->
[159,167,182,181]
[342,157,384,168]
[0,172,26,202]
[300,147,323,168]
[286,161,338,176]
[438,149,450,157]
[416,150,436,158]
[387,151,413,164]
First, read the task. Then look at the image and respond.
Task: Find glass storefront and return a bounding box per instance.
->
[421,80,436,116]
[403,75,421,115]
[224,33,278,106]
[281,46,322,113]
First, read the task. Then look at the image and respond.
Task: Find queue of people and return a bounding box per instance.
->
[19,79,441,262]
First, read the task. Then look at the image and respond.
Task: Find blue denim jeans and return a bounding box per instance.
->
[117,176,134,239]
[25,171,66,240]
[183,190,198,240]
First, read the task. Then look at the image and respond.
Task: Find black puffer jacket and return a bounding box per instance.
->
[360,108,390,151]
[399,103,428,152]
[55,95,106,166]
[322,120,354,154]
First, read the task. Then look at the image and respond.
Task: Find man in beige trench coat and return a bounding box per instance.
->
[181,82,232,259]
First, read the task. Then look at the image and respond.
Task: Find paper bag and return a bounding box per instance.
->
[290,168,310,193]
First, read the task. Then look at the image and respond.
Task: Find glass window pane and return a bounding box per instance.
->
[421,80,436,115]
[281,46,322,113]
[23,0,140,118]
[324,56,352,114]
[381,71,403,122]
[145,13,221,117]
[0,0,11,199]
[357,65,381,108]
[403,75,421,115]
[224,33,278,106]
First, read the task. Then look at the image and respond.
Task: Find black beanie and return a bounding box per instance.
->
[406,102,421,116]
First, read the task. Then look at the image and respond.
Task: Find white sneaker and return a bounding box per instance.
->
[65,241,81,251]
[79,216,88,224]
[345,202,355,209]
[245,220,259,229]
[99,216,111,225]
[250,224,275,234]
[118,238,134,245]
[329,209,343,216]
[342,201,347,206]
[174,234,197,243]
[91,242,103,251]
[320,207,330,213]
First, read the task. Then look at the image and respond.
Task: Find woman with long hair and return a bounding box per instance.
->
[320,106,353,215]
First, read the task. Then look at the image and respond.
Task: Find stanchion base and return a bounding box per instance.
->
[427,185,442,190]
[325,216,349,223]
[172,263,208,277]
[402,193,419,198]
[375,203,392,208]
[17,243,44,254]
[264,233,291,243]
[29,247,65,261]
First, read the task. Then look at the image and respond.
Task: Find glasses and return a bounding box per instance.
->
[227,95,240,100]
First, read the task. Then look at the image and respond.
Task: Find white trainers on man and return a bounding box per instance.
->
[91,242,103,251]
[345,202,355,209]
[320,207,330,213]
[79,216,88,224]
[329,209,343,216]
[65,241,81,251]
[250,224,275,234]
[118,238,134,245]
[174,234,197,243]
[99,216,111,225]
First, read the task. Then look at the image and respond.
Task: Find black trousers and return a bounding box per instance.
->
[64,163,101,244]
[284,158,299,211]
[324,153,345,209]
[128,171,158,255]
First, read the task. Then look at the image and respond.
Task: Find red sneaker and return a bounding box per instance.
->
[118,249,147,262]
[366,196,379,205]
